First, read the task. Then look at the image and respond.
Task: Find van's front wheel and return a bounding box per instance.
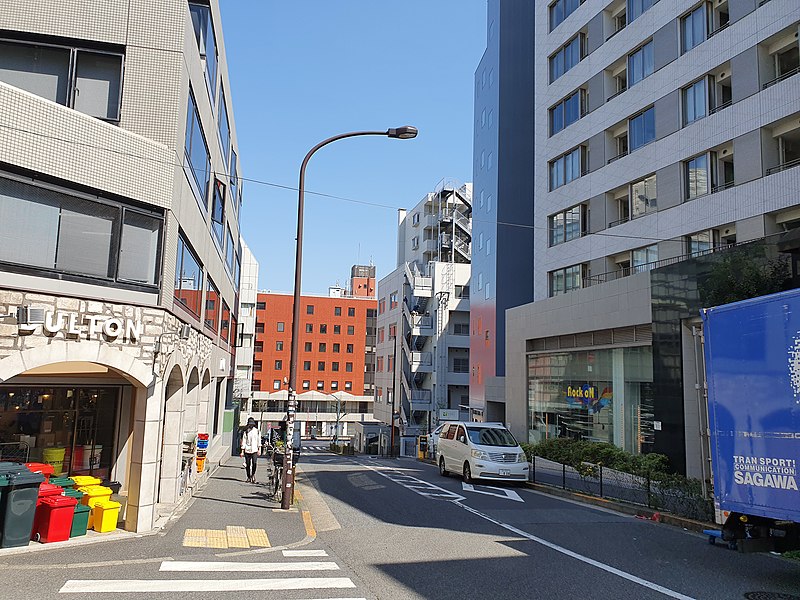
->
[439,456,448,477]
[463,462,473,484]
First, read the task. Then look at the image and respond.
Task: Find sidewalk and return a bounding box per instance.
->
[0,455,311,561]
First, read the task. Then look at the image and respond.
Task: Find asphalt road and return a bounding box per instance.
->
[0,444,797,599]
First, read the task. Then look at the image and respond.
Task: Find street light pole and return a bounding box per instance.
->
[281,126,418,510]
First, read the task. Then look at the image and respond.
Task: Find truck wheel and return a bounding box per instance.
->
[463,462,473,484]
[439,457,448,477]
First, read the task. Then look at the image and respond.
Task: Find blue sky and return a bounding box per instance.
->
[220,1,487,294]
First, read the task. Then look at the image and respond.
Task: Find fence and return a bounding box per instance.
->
[0,441,29,463]
[529,456,713,522]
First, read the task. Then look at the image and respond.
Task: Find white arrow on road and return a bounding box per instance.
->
[462,483,524,502]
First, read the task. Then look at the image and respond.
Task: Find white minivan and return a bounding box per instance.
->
[436,421,529,483]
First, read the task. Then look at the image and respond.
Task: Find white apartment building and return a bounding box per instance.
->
[374,181,472,453]
[0,0,243,532]
[505,0,800,476]
[234,241,258,415]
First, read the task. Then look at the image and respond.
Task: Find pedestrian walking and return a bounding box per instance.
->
[240,417,260,483]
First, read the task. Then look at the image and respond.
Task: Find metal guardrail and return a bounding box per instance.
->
[0,442,29,463]
[708,22,730,38]
[528,456,713,521]
[607,86,627,102]
[762,66,800,90]
[607,150,628,164]
[709,99,732,114]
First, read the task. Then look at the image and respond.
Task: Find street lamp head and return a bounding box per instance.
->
[387,126,418,140]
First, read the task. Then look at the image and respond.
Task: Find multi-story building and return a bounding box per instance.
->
[470,1,536,424]
[0,0,243,532]
[234,242,259,414]
[374,181,472,454]
[504,0,800,476]
[246,267,379,438]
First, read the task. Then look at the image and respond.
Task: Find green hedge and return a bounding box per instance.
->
[520,438,669,477]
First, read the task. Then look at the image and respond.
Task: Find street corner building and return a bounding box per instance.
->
[0,0,244,533]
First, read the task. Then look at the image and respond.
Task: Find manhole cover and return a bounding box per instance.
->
[744,593,800,600]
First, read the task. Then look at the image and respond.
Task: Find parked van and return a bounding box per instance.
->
[436,421,528,483]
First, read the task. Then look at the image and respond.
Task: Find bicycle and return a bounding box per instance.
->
[269,450,284,503]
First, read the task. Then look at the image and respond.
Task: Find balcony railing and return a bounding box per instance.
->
[708,21,730,38]
[605,26,625,42]
[709,99,732,114]
[607,150,628,165]
[710,180,735,194]
[762,66,800,90]
[608,215,630,228]
[607,86,627,102]
[766,157,800,176]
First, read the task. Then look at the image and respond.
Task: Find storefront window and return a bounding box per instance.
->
[0,386,119,478]
[526,346,654,454]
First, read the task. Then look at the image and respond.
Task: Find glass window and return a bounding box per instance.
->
[332,362,339,372]
[275,360,282,370]
[565,205,583,241]
[550,90,582,135]
[631,174,657,218]
[549,34,583,82]
[549,213,565,246]
[118,211,162,285]
[683,78,707,125]
[629,107,655,151]
[0,41,123,121]
[628,41,654,87]
[632,244,658,271]
[307,305,314,315]
[334,325,341,334]
[688,230,717,255]
[627,0,654,23]
[174,234,203,317]
[348,307,356,317]
[303,361,311,371]
[347,326,354,335]
[189,2,217,102]
[686,153,710,199]
[211,179,225,245]
[229,149,239,213]
[319,343,326,352]
[681,4,708,54]
[218,88,230,163]
[74,51,122,120]
[204,277,220,332]
[273,380,280,390]
[305,342,312,352]
[318,361,325,371]
[303,380,310,389]
[306,323,313,333]
[277,322,284,332]
[335,306,342,316]
[320,324,328,334]
[346,362,353,372]
[257,301,266,310]
[347,344,354,353]
[255,322,264,333]
[549,264,584,296]
[276,341,283,351]
[333,343,340,353]
[549,147,583,190]
[184,90,210,204]
[253,361,262,372]
[220,300,230,343]
[225,227,236,274]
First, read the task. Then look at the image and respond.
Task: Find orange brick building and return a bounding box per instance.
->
[252,291,377,396]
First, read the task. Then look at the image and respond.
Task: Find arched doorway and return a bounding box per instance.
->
[158,365,184,504]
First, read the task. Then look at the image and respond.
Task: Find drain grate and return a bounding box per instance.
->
[744,593,800,600]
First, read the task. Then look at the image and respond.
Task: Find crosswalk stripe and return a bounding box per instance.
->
[59,577,357,593]
[160,560,338,572]
[283,549,328,557]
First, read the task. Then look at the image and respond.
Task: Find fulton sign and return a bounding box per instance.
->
[18,311,143,343]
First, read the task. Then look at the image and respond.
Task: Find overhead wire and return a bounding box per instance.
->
[0,120,676,244]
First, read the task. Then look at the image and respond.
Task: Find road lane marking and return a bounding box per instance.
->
[59,577,357,593]
[462,483,524,503]
[283,549,329,557]
[359,461,465,501]
[457,503,696,600]
[159,561,339,572]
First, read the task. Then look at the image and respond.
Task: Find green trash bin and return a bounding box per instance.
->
[70,504,91,538]
[49,477,75,490]
[0,463,24,547]
[63,489,84,501]
[1,470,45,548]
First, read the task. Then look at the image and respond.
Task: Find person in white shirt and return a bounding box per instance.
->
[240,417,261,483]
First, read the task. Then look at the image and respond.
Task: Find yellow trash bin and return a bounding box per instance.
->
[80,485,112,529]
[71,475,102,488]
[42,447,66,476]
[92,500,122,533]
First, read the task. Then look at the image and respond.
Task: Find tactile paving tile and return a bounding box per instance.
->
[205,529,228,549]
[246,528,271,547]
[226,525,250,548]
[182,528,207,547]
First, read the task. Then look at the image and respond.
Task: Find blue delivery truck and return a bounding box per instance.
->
[702,288,800,552]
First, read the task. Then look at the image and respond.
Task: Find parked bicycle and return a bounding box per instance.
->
[269,450,284,502]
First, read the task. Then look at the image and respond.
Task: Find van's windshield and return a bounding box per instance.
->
[465,426,517,447]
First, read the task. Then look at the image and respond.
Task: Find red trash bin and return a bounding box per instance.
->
[25,463,55,483]
[36,483,64,506]
[31,496,77,543]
